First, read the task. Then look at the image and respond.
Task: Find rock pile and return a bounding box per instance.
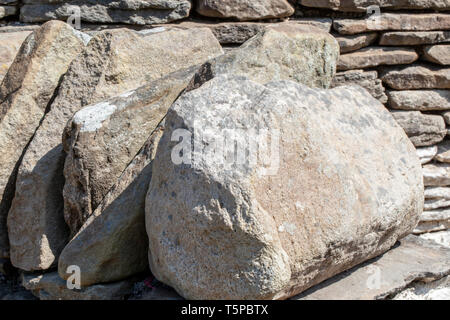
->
[0,0,448,300]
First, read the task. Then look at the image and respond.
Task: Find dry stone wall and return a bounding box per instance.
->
[0,0,448,300]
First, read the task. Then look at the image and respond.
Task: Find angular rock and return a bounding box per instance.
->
[20,0,191,25]
[393,275,450,300]
[443,111,450,125]
[435,140,450,164]
[334,14,450,35]
[331,69,387,103]
[391,111,446,147]
[7,27,223,271]
[21,272,135,300]
[423,163,450,186]
[387,90,450,111]
[146,75,423,300]
[0,21,87,260]
[196,0,294,21]
[300,0,450,12]
[416,146,438,164]
[380,31,450,46]
[337,47,418,71]
[59,124,164,286]
[335,32,378,54]
[380,64,450,90]
[0,5,16,19]
[188,23,339,90]
[423,45,450,66]
[294,235,450,300]
[0,30,34,83]
[419,230,450,248]
[423,184,450,209]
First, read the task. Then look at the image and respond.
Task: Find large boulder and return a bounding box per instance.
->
[145,75,423,300]
[0,21,88,260]
[188,24,339,90]
[20,0,191,25]
[196,0,294,21]
[7,27,223,271]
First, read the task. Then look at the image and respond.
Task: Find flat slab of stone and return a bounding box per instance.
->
[423,45,450,65]
[196,0,294,21]
[416,146,438,164]
[334,14,450,35]
[423,163,450,186]
[387,90,450,111]
[20,0,191,25]
[331,69,387,103]
[300,0,450,12]
[337,47,418,71]
[380,31,450,46]
[414,209,450,234]
[420,230,450,248]
[294,235,450,300]
[335,32,378,54]
[393,275,449,300]
[391,111,446,147]
[381,64,450,90]
[21,272,135,300]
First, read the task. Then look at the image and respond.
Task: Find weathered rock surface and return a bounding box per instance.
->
[59,124,164,287]
[331,70,387,103]
[0,30,34,83]
[0,5,16,19]
[8,27,222,270]
[380,31,450,46]
[196,0,294,21]
[20,0,192,25]
[391,111,446,147]
[381,64,450,90]
[423,44,450,65]
[337,47,418,71]
[387,90,450,111]
[423,163,450,186]
[21,272,135,300]
[188,23,339,90]
[334,14,450,35]
[0,21,87,260]
[295,235,450,300]
[416,146,438,164]
[435,140,450,163]
[420,230,450,248]
[335,32,378,54]
[393,275,450,300]
[300,0,450,12]
[414,208,450,234]
[443,111,450,125]
[146,75,423,300]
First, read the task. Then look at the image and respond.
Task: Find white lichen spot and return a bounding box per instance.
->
[295,201,304,211]
[278,222,297,236]
[72,29,91,46]
[138,27,166,35]
[73,101,117,132]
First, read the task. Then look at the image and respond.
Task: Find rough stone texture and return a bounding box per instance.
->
[420,230,450,248]
[196,0,294,21]
[295,235,450,300]
[20,0,192,25]
[300,0,450,12]
[391,111,446,147]
[423,163,450,186]
[387,90,450,111]
[0,21,87,260]
[416,146,438,164]
[443,111,450,125]
[331,69,387,103]
[0,5,16,19]
[21,272,135,300]
[435,140,450,163]
[334,14,450,35]
[146,75,423,300]
[393,275,450,300]
[59,124,164,287]
[335,32,378,54]
[423,45,450,65]
[380,31,450,46]
[337,47,418,71]
[8,27,222,270]
[0,30,33,83]
[380,64,450,90]
[188,24,339,90]
[414,209,450,234]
